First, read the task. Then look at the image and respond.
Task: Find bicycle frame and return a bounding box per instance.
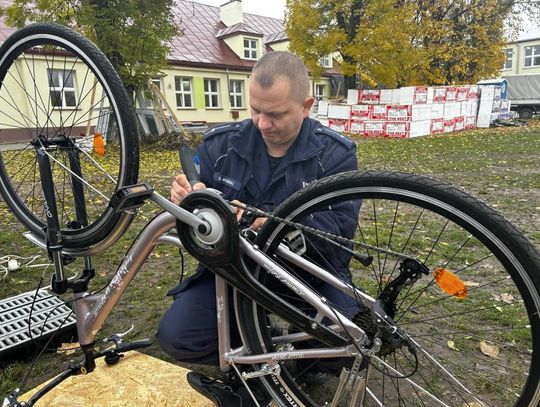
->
[5,140,379,406]
[71,193,377,371]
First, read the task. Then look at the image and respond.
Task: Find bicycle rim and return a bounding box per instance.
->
[0,23,138,248]
[236,170,540,407]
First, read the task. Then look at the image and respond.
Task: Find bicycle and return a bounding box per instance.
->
[1,23,540,407]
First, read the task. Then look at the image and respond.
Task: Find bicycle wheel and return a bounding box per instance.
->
[0,23,138,248]
[235,170,540,406]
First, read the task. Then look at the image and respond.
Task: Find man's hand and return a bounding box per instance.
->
[250,217,267,231]
[170,174,206,205]
[231,200,267,230]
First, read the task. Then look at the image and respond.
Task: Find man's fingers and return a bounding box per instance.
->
[231,199,245,221]
[192,182,206,191]
[250,217,268,230]
[170,175,207,204]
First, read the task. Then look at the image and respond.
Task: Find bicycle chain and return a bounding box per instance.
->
[228,201,409,260]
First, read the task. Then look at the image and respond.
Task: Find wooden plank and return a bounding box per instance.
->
[21,351,213,406]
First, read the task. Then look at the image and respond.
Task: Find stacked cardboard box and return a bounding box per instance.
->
[476,85,515,126]
[323,85,480,138]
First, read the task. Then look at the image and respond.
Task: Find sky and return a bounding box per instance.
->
[190,0,539,40]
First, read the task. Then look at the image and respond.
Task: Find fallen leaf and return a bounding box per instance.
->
[447,340,460,351]
[499,293,515,304]
[463,280,480,287]
[492,293,515,304]
[479,340,499,358]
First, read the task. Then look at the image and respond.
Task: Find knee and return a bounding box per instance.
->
[156,318,184,358]
[156,310,218,364]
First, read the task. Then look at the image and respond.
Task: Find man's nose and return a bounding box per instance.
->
[258,114,272,130]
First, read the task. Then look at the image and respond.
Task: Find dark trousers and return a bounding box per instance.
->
[156,270,241,365]
[157,268,360,365]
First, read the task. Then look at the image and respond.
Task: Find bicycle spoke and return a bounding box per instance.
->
[238,172,538,406]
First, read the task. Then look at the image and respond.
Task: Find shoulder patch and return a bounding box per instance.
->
[315,126,355,148]
[203,123,241,140]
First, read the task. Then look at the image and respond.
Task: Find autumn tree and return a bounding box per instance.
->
[286,0,428,90]
[0,0,178,100]
[409,0,514,84]
[286,0,529,88]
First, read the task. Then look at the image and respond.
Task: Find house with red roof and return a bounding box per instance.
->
[0,0,342,135]
[144,0,342,130]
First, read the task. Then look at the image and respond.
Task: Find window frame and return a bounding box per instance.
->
[229,79,244,109]
[502,48,513,70]
[315,83,326,101]
[204,78,221,109]
[524,45,540,68]
[143,77,163,109]
[174,76,194,109]
[319,56,331,68]
[243,38,258,60]
[48,68,77,109]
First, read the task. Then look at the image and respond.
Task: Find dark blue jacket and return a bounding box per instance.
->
[198,117,357,211]
[169,117,359,296]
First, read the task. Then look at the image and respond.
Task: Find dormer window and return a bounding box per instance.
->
[319,56,331,68]
[244,38,258,60]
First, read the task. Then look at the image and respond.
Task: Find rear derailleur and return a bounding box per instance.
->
[354,258,429,357]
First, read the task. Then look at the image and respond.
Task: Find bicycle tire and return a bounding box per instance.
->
[0,23,138,248]
[235,170,540,407]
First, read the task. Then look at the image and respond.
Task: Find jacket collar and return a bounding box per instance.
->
[229,118,325,164]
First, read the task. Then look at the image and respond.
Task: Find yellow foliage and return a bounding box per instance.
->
[286,0,511,87]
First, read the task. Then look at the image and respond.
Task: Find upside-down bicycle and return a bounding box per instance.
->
[1,23,540,407]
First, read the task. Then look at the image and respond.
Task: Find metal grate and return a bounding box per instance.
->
[0,289,76,356]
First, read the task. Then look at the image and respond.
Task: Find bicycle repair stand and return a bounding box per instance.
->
[3,136,153,407]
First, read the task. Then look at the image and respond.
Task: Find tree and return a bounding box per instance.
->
[0,0,179,100]
[286,0,526,88]
[409,0,513,84]
[286,0,427,90]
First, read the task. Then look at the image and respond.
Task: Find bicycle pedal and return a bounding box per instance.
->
[187,372,242,407]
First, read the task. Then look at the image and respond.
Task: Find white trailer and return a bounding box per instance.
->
[503,75,540,119]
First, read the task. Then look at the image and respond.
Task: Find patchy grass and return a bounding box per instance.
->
[0,122,539,399]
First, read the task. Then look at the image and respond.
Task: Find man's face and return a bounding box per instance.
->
[249,76,314,156]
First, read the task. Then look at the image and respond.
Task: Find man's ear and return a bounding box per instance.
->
[302,97,315,117]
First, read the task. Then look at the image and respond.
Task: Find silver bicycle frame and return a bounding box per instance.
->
[66,192,375,373]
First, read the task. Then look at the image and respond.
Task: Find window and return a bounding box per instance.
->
[175,77,193,108]
[243,38,258,60]
[315,84,326,101]
[524,45,540,67]
[319,56,331,68]
[204,78,220,108]
[502,48,513,70]
[143,77,163,109]
[48,69,76,108]
[229,80,244,108]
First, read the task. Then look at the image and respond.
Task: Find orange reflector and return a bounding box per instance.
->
[93,133,105,157]
[433,268,467,298]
